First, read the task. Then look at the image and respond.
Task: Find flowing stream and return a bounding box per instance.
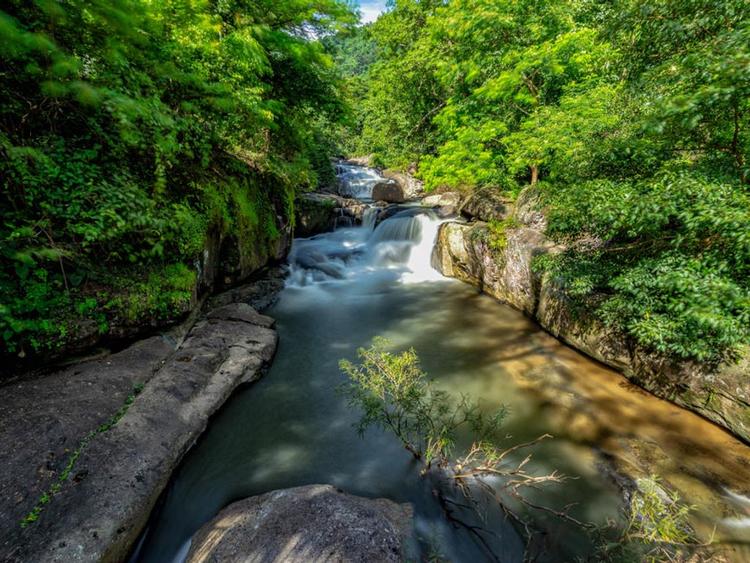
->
[134,166,750,562]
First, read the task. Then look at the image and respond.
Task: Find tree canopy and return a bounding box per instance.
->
[337,0,750,363]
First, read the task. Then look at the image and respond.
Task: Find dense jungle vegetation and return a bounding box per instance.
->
[0,0,355,358]
[2,0,749,368]
[332,0,750,365]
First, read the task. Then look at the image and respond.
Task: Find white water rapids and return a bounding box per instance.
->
[334,163,383,199]
[288,179,446,286]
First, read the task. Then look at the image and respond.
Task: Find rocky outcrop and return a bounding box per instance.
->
[433,189,750,444]
[459,188,512,223]
[341,155,374,167]
[0,301,278,563]
[294,193,368,237]
[372,181,406,203]
[382,169,424,200]
[433,221,555,315]
[187,484,413,563]
[422,192,462,216]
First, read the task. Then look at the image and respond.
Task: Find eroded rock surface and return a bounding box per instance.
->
[0,302,278,563]
[187,484,413,563]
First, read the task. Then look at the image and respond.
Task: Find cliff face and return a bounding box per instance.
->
[432,189,750,444]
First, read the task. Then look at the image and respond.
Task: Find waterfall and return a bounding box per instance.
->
[337,163,382,199]
[287,206,445,287]
[362,206,378,231]
[286,164,446,287]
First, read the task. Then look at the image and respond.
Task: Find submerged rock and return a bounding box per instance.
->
[186,484,413,563]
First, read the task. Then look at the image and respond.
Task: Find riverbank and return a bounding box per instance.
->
[0,277,281,563]
[429,186,750,445]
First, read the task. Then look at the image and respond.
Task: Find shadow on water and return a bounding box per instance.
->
[135,173,750,562]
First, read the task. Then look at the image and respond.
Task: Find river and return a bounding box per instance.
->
[134,165,750,562]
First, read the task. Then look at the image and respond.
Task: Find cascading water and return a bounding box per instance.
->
[287,207,446,287]
[335,163,383,199]
[134,164,750,563]
[362,206,378,231]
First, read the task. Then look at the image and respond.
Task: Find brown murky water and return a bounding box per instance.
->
[387,283,750,559]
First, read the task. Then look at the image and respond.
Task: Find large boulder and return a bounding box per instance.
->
[295,193,368,237]
[372,181,406,203]
[432,221,553,315]
[382,169,424,200]
[459,188,512,222]
[186,484,413,563]
[422,192,462,216]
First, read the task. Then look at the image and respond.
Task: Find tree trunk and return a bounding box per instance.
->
[530,165,539,186]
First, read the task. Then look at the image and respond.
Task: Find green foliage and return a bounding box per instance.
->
[334,0,750,363]
[487,216,521,252]
[339,337,504,467]
[542,173,750,363]
[1,0,355,358]
[595,476,710,563]
[340,339,591,547]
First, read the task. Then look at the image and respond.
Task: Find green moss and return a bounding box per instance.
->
[106,263,196,323]
[487,216,521,252]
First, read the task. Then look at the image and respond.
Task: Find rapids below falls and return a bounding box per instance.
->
[134,165,750,562]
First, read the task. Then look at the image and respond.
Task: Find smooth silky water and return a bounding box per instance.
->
[135,167,750,562]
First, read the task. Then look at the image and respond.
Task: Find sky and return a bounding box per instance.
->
[357,0,388,23]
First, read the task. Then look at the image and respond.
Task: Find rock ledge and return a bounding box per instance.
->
[1,301,278,563]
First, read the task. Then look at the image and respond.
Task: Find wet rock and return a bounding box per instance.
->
[186,484,413,563]
[208,267,287,312]
[372,181,406,203]
[1,302,278,563]
[376,204,413,224]
[295,193,367,238]
[295,193,339,237]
